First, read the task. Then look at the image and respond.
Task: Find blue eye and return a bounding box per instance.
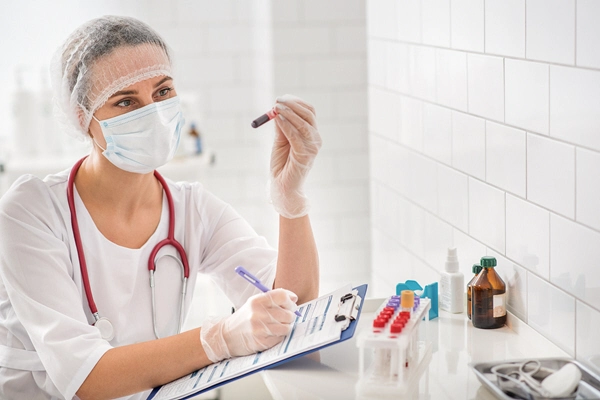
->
[117,99,131,107]
[158,88,172,97]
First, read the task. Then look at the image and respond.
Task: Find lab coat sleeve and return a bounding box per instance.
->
[0,176,112,399]
[194,187,278,310]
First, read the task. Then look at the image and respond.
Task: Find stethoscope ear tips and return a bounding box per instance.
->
[95,317,115,341]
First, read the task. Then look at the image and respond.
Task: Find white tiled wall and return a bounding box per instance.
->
[367,0,600,361]
[271,0,370,293]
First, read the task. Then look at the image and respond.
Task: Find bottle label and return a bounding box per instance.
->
[493,293,506,318]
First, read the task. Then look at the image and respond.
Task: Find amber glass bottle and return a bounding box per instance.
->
[466,264,482,320]
[471,257,506,329]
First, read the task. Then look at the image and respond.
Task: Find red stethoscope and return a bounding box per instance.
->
[67,156,190,341]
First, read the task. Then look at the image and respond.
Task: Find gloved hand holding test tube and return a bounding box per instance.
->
[235,266,302,317]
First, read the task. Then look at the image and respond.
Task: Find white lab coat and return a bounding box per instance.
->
[0,169,277,399]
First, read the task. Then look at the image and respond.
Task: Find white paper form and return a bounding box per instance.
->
[150,284,353,400]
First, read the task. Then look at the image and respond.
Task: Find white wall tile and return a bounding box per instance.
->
[450,0,484,52]
[271,0,301,23]
[339,216,371,245]
[505,59,549,135]
[485,122,526,197]
[399,97,424,152]
[527,134,575,218]
[304,58,366,88]
[489,250,528,322]
[467,54,504,122]
[367,40,386,87]
[550,66,600,152]
[526,0,575,65]
[506,194,550,280]
[386,42,410,93]
[576,148,600,231]
[272,27,332,55]
[366,0,397,39]
[468,178,506,253]
[325,122,368,151]
[421,0,451,47]
[334,89,369,119]
[304,0,364,21]
[576,0,600,69]
[207,25,253,54]
[423,104,452,165]
[436,49,468,112]
[408,46,437,102]
[424,213,454,272]
[311,217,338,248]
[437,164,469,232]
[387,142,411,194]
[452,111,486,180]
[334,25,367,54]
[176,56,236,86]
[454,229,487,278]
[368,88,401,141]
[551,214,600,311]
[576,301,600,362]
[397,0,422,43]
[484,0,525,57]
[398,197,426,259]
[371,182,400,239]
[405,152,438,213]
[273,59,302,89]
[334,153,369,182]
[176,0,235,23]
[528,273,575,356]
[308,183,369,216]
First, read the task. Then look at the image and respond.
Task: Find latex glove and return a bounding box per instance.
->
[200,288,298,362]
[270,94,322,219]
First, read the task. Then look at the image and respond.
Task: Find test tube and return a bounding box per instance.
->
[251,107,278,128]
[401,290,414,316]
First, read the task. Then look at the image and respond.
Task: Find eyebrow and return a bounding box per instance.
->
[108,77,173,99]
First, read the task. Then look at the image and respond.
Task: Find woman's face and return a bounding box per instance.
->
[88,74,177,148]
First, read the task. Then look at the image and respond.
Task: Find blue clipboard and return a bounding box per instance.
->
[147,284,368,400]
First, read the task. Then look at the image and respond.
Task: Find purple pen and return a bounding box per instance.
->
[235,266,302,317]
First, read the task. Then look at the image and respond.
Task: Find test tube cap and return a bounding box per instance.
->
[401,290,414,309]
[390,323,403,334]
[373,319,386,328]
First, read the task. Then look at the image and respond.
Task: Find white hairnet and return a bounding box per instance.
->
[50,16,173,140]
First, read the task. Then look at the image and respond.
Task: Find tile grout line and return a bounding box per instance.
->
[369,131,600,236]
[369,83,600,156]
[368,36,600,73]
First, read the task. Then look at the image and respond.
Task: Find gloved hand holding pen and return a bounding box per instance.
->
[269,94,322,219]
[200,289,299,362]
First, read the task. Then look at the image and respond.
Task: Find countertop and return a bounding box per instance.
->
[261,298,570,400]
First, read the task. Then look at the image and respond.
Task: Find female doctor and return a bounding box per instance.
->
[0,16,321,400]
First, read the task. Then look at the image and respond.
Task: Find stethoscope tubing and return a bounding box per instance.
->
[67,156,190,339]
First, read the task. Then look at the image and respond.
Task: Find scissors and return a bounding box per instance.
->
[491,360,554,399]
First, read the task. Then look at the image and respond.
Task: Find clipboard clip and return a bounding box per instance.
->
[334,291,362,330]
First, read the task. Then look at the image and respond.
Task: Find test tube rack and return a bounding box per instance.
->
[356,295,432,397]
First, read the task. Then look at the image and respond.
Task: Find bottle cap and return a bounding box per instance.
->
[480,256,497,267]
[445,247,460,273]
[472,264,482,274]
[401,290,414,309]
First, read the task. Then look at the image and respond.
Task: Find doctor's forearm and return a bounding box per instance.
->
[273,215,319,304]
[76,328,210,400]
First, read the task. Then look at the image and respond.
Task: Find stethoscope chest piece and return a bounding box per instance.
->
[95,317,115,341]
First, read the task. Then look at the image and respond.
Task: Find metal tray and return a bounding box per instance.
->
[470,358,600,399]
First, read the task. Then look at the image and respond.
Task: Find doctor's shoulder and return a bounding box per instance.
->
[0,172,68,233]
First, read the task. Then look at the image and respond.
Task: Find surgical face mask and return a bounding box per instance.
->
[92,96,184,174]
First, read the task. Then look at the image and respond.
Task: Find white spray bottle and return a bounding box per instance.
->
[440,247,464,313]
